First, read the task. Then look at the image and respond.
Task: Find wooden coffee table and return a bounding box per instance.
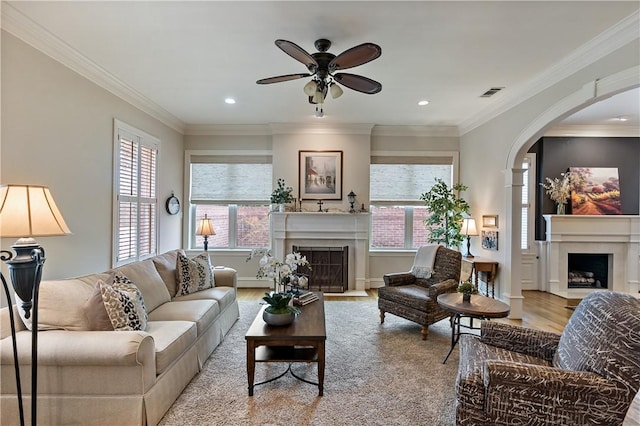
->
[437,292,510,364]
[245,292,326,396]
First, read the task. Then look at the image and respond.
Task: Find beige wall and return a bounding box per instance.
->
[1,32,184,292]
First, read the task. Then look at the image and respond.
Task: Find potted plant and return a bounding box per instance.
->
[458,280,478,302]
[270,178,294,212]
[261,291,301,326]
[420,178,470,248]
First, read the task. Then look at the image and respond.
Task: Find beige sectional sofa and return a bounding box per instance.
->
[0,249,239,425]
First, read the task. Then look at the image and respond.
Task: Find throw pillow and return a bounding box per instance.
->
[83,276,115,331]
[175,252,215,296]
[100,273,148,331]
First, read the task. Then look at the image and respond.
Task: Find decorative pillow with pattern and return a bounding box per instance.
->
[99,272,148,331]
[175,252,215,296]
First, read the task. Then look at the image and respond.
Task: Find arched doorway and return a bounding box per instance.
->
[503,67,639,318]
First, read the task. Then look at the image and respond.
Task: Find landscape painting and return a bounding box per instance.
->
[570,167,621,215]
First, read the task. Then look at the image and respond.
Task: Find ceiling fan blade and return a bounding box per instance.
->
[275,39,318,70]
[334,73,382,94]
[256,73,311,84]
[329,43,381,71]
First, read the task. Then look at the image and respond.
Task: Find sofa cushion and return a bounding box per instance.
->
[145,320,197,375]
[175,252,215,296]
[148,300,220,336]
[151,249,184,297]
[100,273,148,331]
[174,286,236,312]
[112,259,171,312]
[16,273,110,331]
[553,291,640,393]
[84,278,114,331]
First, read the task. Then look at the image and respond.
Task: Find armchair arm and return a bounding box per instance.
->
[484,361,629,425]
[480,321,561,361]
[426,278,458,298]
[383,272,416,287]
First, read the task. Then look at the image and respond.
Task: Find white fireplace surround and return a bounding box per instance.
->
[543,215,640,299]
[271,212,370,292]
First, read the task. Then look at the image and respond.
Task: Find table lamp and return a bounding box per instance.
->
[0,184,71,426]
[195,214,215,251]
[461,217,478,258]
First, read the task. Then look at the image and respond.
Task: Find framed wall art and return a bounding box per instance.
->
[299,150,343,200]
[482,230,498,251]
[482,215,498,228]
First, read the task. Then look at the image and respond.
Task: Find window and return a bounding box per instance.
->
[113,120,158,266]
[521,154,535,251]
[188,153,272,249]
[370,155,456,249]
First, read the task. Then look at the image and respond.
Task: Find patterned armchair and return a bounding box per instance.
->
[378,245,461,340]
[456,291,640,426]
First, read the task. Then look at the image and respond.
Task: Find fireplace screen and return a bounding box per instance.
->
[293,246,348,293]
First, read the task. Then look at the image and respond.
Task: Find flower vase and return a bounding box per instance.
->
[278,204,285,212]
[463,293,471,303]
[556,203,566,215]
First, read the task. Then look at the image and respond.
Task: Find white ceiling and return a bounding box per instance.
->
[3,1,639,134]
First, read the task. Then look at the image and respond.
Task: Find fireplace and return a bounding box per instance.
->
[568,253,610,289]
[293,246,348,293]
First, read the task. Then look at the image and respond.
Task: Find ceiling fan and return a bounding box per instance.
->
[256,38,382,117]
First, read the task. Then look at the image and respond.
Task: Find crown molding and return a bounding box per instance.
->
[268,123,374,135]
[372,125,458,137]
[544,124,640,137]
[459,10,640,136]
[2,3,186,134]
[184,124,271,136]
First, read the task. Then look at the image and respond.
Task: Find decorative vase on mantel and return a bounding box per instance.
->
[278,203,285,213]
[556,202,566,215]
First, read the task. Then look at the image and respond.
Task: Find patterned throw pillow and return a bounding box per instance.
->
[99,272,148,331]
[175,252,215,296]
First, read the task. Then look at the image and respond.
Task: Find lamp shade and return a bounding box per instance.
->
[195,214,215,236]
[0,184,71,238]
[461,218,478,236]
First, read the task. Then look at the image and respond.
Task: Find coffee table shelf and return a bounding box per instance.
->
[255,346,318,363]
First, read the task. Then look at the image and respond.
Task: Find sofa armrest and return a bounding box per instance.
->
[427,278,458,297]
[383,272,415,287]
[1,306,26,339]
[480,321,561,361]
[213,267,237,288]
[483,361,628,424]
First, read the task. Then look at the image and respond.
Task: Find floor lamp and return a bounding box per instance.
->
[0,184,71,426]
[196,214,215,251]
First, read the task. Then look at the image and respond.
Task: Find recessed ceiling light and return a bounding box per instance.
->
[418,100,429,106]
[225,98,236,104]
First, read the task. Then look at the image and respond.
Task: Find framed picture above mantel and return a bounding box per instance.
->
[298,150,343,201]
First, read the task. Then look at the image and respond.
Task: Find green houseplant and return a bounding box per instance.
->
[262,292,301,326]
[420,178,470,248]
[457,280,478,302]
[270,178,294,211]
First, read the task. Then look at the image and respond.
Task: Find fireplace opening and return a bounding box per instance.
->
[567,253,610,289]
[293,245,348,293]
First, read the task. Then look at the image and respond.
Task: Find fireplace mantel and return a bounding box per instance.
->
[271,212,370,292]
[542,215,640,298]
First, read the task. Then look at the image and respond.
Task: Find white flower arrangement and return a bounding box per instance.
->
[541,171,582,204]
[246,248,310,292]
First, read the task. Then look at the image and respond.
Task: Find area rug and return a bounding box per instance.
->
[159,300,459,425]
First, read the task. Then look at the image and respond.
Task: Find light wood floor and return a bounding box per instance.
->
[238,289,573,334]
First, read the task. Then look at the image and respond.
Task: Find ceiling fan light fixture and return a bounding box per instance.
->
[303,80,318,96]
[330,83,343,99]
[315,105,324,118]
[312,90,325,104]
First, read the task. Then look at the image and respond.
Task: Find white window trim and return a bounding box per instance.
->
[112,119,159,267]
[184,149,272,251]
[369,150,460,250]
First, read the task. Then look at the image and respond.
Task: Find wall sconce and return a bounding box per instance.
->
[196,214,215,251]
[347,190,357,213]
[0,184,72,426]
[461,217,478,258]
